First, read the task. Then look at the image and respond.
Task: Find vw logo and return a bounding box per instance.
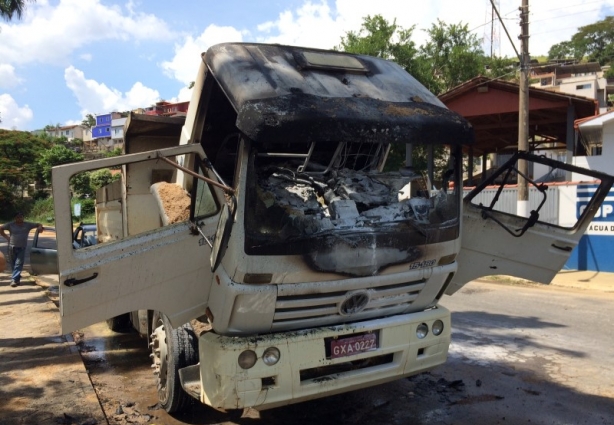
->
[339,291,370,315]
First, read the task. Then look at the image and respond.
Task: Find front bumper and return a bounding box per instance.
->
[191,306,451,410]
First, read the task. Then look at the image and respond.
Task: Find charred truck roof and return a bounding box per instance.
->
[203,43,474,146]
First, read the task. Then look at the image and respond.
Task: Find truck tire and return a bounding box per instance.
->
[150,311,199,413]
[106,313,131,332]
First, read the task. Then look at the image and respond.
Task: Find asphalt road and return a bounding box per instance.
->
[73,280,614,425]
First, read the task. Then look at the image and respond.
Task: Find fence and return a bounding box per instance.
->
[463,185,559,224]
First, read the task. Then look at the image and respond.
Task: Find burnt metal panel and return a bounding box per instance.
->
[204,43,474,146]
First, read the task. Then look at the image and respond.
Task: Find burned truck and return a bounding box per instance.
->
[51,43,613,414]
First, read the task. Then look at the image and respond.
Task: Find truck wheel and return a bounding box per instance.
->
[150,311,199,413]
[106,313,131,332]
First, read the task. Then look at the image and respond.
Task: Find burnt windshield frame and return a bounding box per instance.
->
[189,156,220,221]
[243,142,462,256]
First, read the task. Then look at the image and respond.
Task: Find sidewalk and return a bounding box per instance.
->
[0,270,107,425]
[551,269,614,292]
[479,269,614,292]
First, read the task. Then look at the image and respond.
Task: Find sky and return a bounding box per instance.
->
[1,0,613,132]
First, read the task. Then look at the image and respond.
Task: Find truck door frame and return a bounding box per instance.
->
[448,152,614,294]
[52,144,220,333]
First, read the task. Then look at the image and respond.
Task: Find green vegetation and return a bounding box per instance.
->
[38,145,84,184]
[337,15,518,97]
[0,127,121,224]
[0,0,33,21]
[28,197,96,226]
[337,15,492,179]
[0,129,50,220]
[28,197,54,224]
[81,113,96,129]
[548,16,614,66]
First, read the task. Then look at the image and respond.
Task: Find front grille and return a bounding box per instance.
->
[272,276,426,331]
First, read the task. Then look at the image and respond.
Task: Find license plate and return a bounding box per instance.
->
[330,333,378,359]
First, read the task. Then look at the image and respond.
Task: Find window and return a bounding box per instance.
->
[591,146,602,156]
[193,173,218,218]
[244,140,462,257]
[576,83,592,90]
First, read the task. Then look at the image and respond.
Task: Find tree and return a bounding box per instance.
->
[81,114,96,129]
[547,40,576,61]
[336,16,461,178]
[0,0,33,21]
[38,145,83,184]
[336,15,430,84]
[89,169,117,191]
[548,16,614,65]
[484,55,517,82]
[104,147,122,158]
[70,168,120,199]
[0,129,49,217]
[419,20,485,93]
[337,15,414,58]
[70,172,92,198]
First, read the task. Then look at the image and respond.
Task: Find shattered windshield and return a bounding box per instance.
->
[244,140,461,270]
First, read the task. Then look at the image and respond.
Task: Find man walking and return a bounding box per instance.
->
[1,212,43,287]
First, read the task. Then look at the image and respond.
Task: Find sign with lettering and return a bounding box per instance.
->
[577,184,614,235]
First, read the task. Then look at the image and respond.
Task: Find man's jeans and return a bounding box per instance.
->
[9,246,26,283]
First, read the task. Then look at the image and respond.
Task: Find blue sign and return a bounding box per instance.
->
[567,184,614,272]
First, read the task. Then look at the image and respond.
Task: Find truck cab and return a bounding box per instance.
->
[51,43,614,415]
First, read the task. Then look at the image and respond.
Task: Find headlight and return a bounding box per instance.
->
[238,350,258,369]
[432,320,444,336]
[416,323,429,339]
[262,347,281,366]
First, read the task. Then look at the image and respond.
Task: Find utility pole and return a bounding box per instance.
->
[517,0,530,217]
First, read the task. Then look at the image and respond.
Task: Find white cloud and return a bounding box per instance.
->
[256,1,340,48]
[0,94,33,130]
[0,0,175,66]
[80,53,93,62]
[0,64,23,89]
[173,86,194,103]
[252,0,614,58]
[255,0,436,50]
[161,24,245,85]
[64,66,160,116]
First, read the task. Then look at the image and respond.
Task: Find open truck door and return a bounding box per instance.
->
[52,144,221,333]
[30,227,58,276]
[448,152,614,294]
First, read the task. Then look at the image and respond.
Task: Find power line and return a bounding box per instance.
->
[530,7,604,24]
[532,25,587,36]
[530,0,608,15]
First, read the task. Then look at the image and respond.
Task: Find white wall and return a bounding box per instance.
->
[557,184,579,227]
[572,118,614,180]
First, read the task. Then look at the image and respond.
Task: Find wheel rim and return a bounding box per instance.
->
[151,317,170,404]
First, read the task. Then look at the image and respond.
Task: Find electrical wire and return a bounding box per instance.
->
[530,7,604,24]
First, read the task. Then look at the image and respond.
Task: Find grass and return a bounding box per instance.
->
[12,197,95,227]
